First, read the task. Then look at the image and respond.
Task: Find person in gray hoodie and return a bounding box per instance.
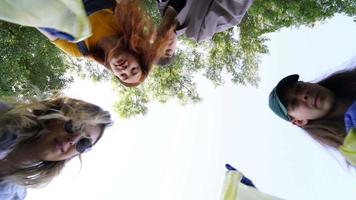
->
[156,0,253,66]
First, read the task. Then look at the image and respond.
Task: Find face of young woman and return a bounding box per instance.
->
[281,82,336,123]
[36,120,102,161]
[110,52,142,84]
[163,33,177,58]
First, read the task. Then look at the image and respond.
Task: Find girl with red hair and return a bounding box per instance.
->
[42,0,168,87]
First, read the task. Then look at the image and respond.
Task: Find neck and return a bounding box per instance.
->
[326,97,353,119]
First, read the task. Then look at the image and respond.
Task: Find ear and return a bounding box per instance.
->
[291,119,308,127]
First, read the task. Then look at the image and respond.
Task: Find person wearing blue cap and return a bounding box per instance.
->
[155,0,253,67]
[268,66,356,166]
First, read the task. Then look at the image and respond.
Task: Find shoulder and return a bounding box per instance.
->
[52,39,82,57]
[0,103,18,159]
[0,181,26,200]
[0,102,10,111]
[346,101,356,113]
[344,101,356,132]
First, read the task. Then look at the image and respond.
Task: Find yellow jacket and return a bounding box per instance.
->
[53,9,119,57]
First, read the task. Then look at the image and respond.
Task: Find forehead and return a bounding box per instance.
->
[120,51,139,61]
[280,82,320,102]
[279,82,300,105]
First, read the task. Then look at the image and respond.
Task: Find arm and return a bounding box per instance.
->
[36,28,58,41]
[225,164,256,188]
[52,39,82,57]
[38,27,83,57]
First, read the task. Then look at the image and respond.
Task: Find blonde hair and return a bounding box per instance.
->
[0,96,112,187]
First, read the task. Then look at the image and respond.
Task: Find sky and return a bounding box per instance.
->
[26,14,356,200]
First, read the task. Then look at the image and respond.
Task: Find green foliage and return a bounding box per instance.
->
[113,51,201,118]
[112,83,149,118]
[67,56,111,82]
[141,0,161,24]
[0,21,72,96]
[247,0,356,32]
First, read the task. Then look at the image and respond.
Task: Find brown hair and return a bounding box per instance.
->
[301,67,356,149]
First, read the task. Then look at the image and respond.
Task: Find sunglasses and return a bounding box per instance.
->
[64,120,93,153]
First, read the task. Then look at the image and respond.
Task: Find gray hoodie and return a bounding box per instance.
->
[157,0,253,42]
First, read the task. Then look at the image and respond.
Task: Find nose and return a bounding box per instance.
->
[165,49,173,57]
[65,134,81,146]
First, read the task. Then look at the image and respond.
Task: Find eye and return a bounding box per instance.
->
[131,67,139,75]
[64,120,74,134]
[76,138,93,153]
[64,120,81,134]
[295,82,304,93]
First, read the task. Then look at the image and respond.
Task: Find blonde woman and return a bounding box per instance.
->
[0,96,112,199]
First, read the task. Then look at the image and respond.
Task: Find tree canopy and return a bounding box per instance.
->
[0,21,72,96]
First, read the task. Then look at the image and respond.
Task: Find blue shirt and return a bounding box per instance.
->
[0,102,27,200]
[344,101,356,133]
[0,181,26,200]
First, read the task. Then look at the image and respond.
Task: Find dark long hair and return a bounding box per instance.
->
[302,67,356,148]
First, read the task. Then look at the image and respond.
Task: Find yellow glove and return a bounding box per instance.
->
[339,128,356,166]
[221,170,284,200]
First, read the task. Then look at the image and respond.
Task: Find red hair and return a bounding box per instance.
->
[110,0,169,87]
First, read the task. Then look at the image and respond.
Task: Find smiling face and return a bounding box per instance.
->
[109,51,142,84]
[35,120,102,161]
[281,82,336,126]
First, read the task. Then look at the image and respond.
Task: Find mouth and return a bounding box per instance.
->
[314,92,319,108]
[54,139,64,153]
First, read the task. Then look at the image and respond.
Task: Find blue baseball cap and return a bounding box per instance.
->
[268,74,299,121]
